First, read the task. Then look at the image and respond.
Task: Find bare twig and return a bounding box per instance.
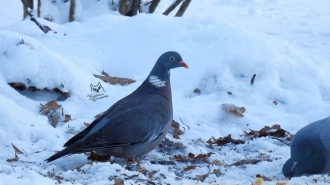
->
[11,165,16,173]
[69,0,75,22]
[163,0,182,16]
[251,74,256,85]
[127,0,140,16]
[148,0,160,13]
[21,0,52,33]
[179,117,190,130]
[175,0,191,17]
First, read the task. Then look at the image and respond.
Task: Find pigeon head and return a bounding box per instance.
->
[282,138,326,178]
[157,51,188,70]
[147,51,188,88]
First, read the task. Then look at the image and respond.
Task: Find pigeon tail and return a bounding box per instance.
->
[45,147,72,162]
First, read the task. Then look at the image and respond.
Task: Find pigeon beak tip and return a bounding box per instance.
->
[179,61,189,69]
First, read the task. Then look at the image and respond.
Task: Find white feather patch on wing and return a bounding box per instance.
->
[149,75,166,87]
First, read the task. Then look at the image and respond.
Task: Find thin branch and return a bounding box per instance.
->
[163,0,182,16]
[250,74,256,85]
[179,117,190,130]
[175,0,191,17]
[148,0,160,14]
[21,0,52,33]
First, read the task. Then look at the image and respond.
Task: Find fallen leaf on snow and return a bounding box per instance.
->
[183,165,196,172]
[244,124,292,144]
[114,178,125,185]
[221,103,246,117]
[40,100,61,115]
[170,152,212,163]
[11,143,24,154]
[207,134,245,147]
[170,120,183,139]
[93,70,136,85]
[6,153,19,162]
[64,114,71,122]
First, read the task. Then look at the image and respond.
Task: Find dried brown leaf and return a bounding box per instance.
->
[183,165,196,172]
[6,153,19,162]
[195,152,212,160]
[64,114,71,122]
[221,103,246,117]
[40,100,61,115]
[172,154,187,162]
[51,114,59,127]
[245,124,287,138]
[171,152,212,163]
[114,178,125,185]
[230,159,260,166]
[11,143,24,154]
[207,134,245,147]
[101,70,110,77]
[87,151,110,162]
[93,72,136,86]
[171,120,183,139]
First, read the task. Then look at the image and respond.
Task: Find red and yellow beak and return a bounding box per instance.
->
[179,61,189,69]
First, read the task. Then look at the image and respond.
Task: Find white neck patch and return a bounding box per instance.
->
[149,75,166,87]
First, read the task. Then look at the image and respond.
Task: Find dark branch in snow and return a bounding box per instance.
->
[175,0,192,17]
[21,0,52,33]
[148,0,160,14]
[251,74,257,85]
[163,0,183,16]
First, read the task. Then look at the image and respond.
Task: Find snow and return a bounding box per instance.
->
[1,0,330,184]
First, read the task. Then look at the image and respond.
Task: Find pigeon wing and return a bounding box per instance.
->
[72,94,172,150]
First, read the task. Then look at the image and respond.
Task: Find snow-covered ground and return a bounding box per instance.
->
[1,0,330,184]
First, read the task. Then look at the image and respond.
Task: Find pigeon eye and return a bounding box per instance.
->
[170,56,175,61]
